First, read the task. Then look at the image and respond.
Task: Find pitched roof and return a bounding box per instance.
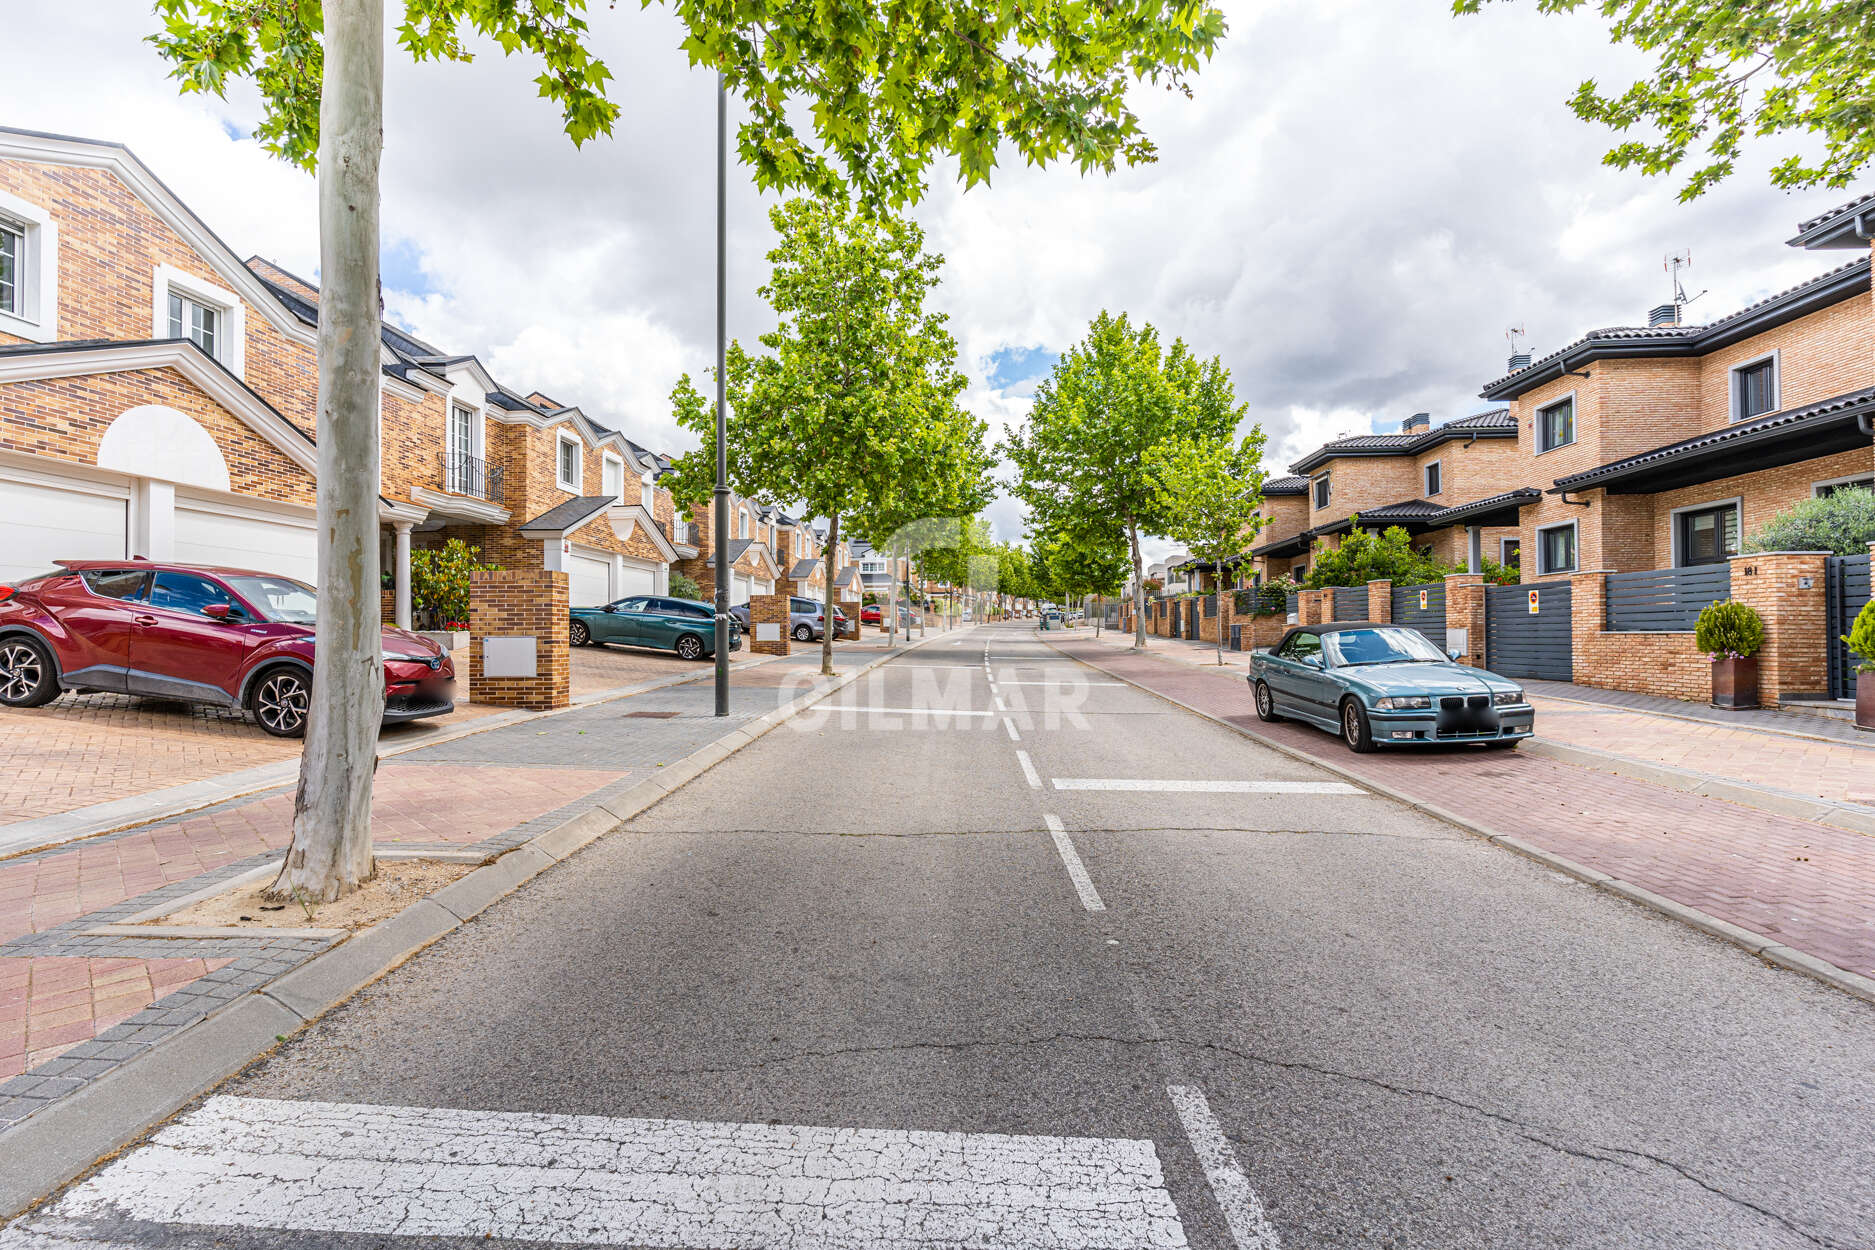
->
[516,495,616,537]
[789,558,823,579]
[1480,257,1872,399]
[704,537,755,568]
[1261,475,1311,495]
[1787,193,1875,249]
[1290,409,1515,473]
[834,566,859,588]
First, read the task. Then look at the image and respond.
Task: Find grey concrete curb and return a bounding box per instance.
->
[0,628,955,1219]
[1040,636,1875,1011]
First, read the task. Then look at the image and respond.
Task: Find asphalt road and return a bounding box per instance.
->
[7,623,1874,1249]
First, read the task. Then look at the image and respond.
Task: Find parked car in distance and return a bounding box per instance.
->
[725,597,849,641]
[570,595,741,661]
[0,560,455,737]
[1248,621,1532,753]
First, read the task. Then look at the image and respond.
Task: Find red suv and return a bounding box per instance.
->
[0,560,456,737]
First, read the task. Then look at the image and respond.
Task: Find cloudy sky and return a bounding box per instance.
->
[10,1,1843,561]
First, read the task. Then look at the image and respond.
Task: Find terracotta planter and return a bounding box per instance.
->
[1858,672,1875,731]
[1710,656,1760,710]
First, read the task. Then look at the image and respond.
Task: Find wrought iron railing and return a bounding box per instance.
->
[440,451,504,502]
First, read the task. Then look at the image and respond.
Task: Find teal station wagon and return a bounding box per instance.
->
[569,595,741,661]
[1249,621,1533,753]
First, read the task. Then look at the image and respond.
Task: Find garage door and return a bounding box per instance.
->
[175,502,318,582]
[0,474,128,583]
[567,552,613,607]
[618,562,656,599]
[731,573,754,605]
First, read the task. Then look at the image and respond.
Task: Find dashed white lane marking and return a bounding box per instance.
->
[1016,749,1043,789]
[17,1096,1192,1250]
[1044,814,1105,912]
[1051,779,1364,794]
[1167,1086,1282,1250]
[1003,716,1021,742]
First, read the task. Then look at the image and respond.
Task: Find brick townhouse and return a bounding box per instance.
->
[0,125,687,618]
[670,494,785,603]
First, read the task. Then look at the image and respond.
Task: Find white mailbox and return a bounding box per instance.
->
[482,635,538,678]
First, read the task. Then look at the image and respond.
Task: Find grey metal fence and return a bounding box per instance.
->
[1285,592,1299,617]
[1203,594,1217,618]
[1605,566,1731,632]
[1391,581,1446,651]
[1827,554,1872,699]
[1332,586,1367,621]
[1486,582,1573,681]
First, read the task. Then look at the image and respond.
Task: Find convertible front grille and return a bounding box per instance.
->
[1439,695,1490,711]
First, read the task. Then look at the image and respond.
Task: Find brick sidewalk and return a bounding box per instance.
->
[1050,635,1875,991]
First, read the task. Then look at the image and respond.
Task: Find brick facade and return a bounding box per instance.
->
[468,568,570,710]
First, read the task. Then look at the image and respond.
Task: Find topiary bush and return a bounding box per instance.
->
[1694,599,1765,660]
[1845,598,1875,675]
[1743,487,1875,555]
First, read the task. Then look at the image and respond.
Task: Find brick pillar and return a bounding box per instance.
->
[747,593,792,656]
[1219,589,1235,648]
[1366,579,1392,623]
[1570,568,1611,682]
[469,568,569,710]
[1730,551,1830,703]
[1299,588,1330,626]
[1443,573,1487,668]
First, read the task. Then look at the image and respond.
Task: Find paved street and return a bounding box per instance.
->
[7,623,1872,1249]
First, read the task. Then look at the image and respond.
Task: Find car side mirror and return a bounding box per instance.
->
[1447,648,1463,662]
[202,603,233,621]
[603,604,617,613]
[1301,654,1323,669]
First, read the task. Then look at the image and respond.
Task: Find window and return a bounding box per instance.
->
[1424,460,1442,496]
[1537,522,1577,574]
[0,222,19,317]
[446,404,477,493]
[1500,538,1521,571]
[739,509,751,539]
[556,433,582,492]
[1814,475,1874,498]
[1731,355,1778,422]
[151,265,242,374]
[167,291,221,357]
[640,478,655,510]
[82,569,149,601]
[1313,474,1331,509]
[148,571,236,616]
[448,404,475,459]
[1281,632,1322,663]
[221,575,316,623]
[0,188,58,341]
[1675,502,1740,566]
[602,453,625,503]
[614,597,651,613]
[1538,396,1575,452]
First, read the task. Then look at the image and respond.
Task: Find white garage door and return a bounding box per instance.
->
[617,562,656,598]
[731,572,753,605]
[0,473,128,583]
[567,552,613,607]
[175,503,318,583]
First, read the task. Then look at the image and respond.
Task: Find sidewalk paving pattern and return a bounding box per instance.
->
[1053,634,1875,990]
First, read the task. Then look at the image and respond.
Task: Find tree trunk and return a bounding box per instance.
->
[1215,531,1227,666]
[272,0,384,904]
[1128,519,1146,650]
[820,514,839,676]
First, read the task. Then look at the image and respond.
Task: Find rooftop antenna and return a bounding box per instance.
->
[1666,250,1708,312]
[1505,323,1527,355]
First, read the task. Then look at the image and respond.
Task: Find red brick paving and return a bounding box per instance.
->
[1053,637,1875,983]
[0,956,232,1076]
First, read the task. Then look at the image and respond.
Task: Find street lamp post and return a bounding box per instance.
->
[711,73,730,716]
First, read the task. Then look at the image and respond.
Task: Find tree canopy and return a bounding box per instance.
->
[153,0,1229,209]
[1144,430,1266,660]
[1455,0,1875,199]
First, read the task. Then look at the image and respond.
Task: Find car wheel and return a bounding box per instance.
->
[1253,680,1281,723]
[675,634,705,661]
[251,667,311,738]
[792,623,813,642]
[0,636,60,708]
[569,620,591,647]
[1340,698,1376,754]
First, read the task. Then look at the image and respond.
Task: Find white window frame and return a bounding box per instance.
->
[0,188,59,343]
[555,430,584,493]
[1312,473,1331,509]
[1534,391,1577,455]
[1813,472,1875,497]
[152,264,245,378]
[601,452,627,504]
[1728,350,1780,424]
[1423,459,1443,497]
[1535,520,1579,575]
[1668,495,1743,567]
[738,507,751,540]
[640,474,655,510]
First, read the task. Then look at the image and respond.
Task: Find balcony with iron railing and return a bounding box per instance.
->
[440,451,504,503]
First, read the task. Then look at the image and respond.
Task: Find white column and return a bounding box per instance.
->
[393,521,413,629]
[542,538,567,571]
[130,479,176,560]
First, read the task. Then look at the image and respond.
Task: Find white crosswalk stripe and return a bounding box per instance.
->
[3,1096,1194,1250]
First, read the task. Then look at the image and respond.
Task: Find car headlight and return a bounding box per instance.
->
[1493,689,1524,706]
[1374,695,1431,711]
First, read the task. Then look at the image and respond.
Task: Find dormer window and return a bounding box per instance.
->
[152,265,244,376]
[0,188,58,343]
[738,508,750,539]
[640,477,655,509]
[601,452,625,503]
[556,432,582,492]
[168,291,221,357]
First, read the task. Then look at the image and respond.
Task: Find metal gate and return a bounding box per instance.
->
[1186,599,1201,639]
[1486,581,1573,681]
[1332,586,1367,621]
[1826,554,1872,699]
[1391,581,1446,651]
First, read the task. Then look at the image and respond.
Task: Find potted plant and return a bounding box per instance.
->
[1694,600,1766,710]
[1844,597,1875,730]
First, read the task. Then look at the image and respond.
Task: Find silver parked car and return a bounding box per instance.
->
[727,596,849,641]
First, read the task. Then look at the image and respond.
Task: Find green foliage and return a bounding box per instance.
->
[1694,599,1766,660]
[1302,525,1452,589]
[1479,557,1521,586]
[1743,488,1875,556]
[1845,598,1875,675]
[1454,0,1875,200]
[150,0,1227,211]
[1142,577,1165,598]
[668,572,702,601]
[1033,525,1130,601]
[1246,574,1300,615]
[409,539,498,625]
[1144,430,1268,575]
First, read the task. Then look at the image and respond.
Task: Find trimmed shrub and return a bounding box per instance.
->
[668,572,702,601]
[1694,599,1765,660]
[1302,524,1453,589]
[1743,487,1875,555]
[1846,598,1875,675]
[410,539,499,627]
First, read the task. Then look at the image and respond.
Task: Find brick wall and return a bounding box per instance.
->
[747,593,791,656]
[1569,571,1711,702]
[1443,574,1487,668]
[1730,550,1831,702]
[1366,580,1391,622]
[468,568,569,710]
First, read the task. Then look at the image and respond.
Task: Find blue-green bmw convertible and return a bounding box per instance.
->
[568,594,741,661]
[1249,621,1533,753]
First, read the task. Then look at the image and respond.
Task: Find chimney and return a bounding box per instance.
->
[1506,352,1532,372]
[1648,303,1679,328]
[1401,412,1431,435]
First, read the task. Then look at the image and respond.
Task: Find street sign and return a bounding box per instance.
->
[1528,589,1540,614]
